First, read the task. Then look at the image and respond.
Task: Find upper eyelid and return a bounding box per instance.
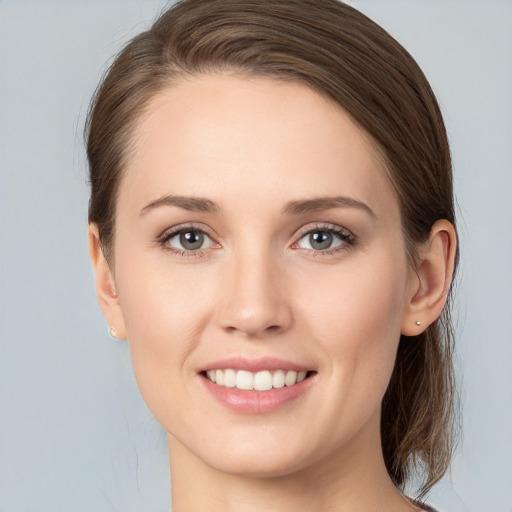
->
[294,223,354,239]
[159,222,215,240]
[159,222,352,236]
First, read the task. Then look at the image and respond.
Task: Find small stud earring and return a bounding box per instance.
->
[415,321,421,326]
[109,325,118,338]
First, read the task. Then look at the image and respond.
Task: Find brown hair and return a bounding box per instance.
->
[86,0,459,496]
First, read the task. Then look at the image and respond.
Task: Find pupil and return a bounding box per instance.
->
[180,231,204,250]
[310,231,332,250]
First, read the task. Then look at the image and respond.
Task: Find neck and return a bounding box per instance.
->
[167,415,418,512]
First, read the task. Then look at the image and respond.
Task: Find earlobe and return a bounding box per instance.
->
[87,224,127,340]
[401,219,457,336]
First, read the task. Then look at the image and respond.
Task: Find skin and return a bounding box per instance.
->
[89,74,457,512]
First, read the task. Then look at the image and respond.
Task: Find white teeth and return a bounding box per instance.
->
[224,369,236,387]
[205,369,309,390]
[236,370,253,390]
[272,369,285,389]
[285,370,297,386]
[254,371,273,391]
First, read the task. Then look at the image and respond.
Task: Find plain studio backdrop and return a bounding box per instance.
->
[0,1,511,511]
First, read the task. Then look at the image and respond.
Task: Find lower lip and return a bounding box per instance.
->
[199,373,316,414]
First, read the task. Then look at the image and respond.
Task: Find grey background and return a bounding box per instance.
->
[1,1,511,511]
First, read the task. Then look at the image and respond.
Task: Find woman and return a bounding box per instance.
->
[86,1,458,510]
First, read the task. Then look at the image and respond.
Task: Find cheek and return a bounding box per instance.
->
[114,254,217,412]
[118,240,217,335]
[296,251,408,400]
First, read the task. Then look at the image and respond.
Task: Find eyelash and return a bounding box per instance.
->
[292,223,357,256]
[157,223,357,258]
[158,223,216,258]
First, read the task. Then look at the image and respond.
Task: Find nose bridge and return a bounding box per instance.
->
[217,241,292,337]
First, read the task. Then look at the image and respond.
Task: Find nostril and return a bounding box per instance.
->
[223,323,284,338]
[217,282,293,337]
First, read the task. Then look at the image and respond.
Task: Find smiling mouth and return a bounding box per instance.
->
[202,369,315,391]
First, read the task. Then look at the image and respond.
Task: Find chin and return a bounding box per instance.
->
[186,429,320,479]
[209,452,309,479]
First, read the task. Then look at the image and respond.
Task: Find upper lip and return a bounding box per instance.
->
[199,356,313,373]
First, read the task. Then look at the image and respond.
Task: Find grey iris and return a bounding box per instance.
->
[310,231,332,250]
[180,231,204,250]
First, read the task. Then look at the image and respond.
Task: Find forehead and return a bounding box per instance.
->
[119,73,397,219]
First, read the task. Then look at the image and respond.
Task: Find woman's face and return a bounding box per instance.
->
[111,74,416,476]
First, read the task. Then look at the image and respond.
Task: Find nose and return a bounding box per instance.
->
[216,250,293,338]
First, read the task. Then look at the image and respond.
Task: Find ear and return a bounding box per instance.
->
[87,223,127,340]
[401,219,457,336]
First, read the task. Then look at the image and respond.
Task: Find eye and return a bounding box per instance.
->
[161,228,214,252]
[297,230,343,251]
[294,225,355,253]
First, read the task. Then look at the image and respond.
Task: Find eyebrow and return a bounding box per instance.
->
[139,194,375,218]
[283,196,376,218]
[140,195,219,216]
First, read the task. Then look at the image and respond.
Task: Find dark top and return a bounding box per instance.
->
[414,500,439,512]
